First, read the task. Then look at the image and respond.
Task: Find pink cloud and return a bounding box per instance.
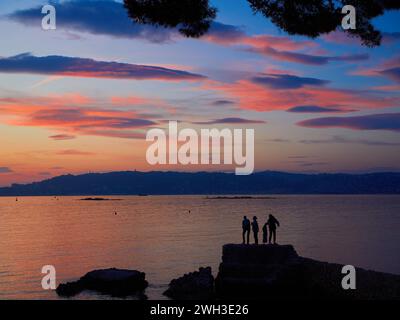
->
[324,30,400,46]
[352,55,400,85]
[205,77,400,112]
[204,24,368,65]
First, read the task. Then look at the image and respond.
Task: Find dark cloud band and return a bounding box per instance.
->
[298,113,400,132]
[0,167,13,173]
[8,0,178,43]
[193,117,266,125]
[287,105,356,113]
[0,53,205,81]
[251,74,329,89]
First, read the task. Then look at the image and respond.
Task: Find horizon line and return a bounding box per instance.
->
[2,169,400,189]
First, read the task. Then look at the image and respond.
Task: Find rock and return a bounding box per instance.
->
[56,268,148,298]
[221,244,299,264]
[56,281,84,297]
[164,267,214,300]
[295,257,400,300]
[215,244,400,300]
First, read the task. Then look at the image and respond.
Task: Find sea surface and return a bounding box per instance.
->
[0,195,399,299]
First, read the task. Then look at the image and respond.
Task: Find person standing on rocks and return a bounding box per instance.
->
[251,216,259,245]
[242,216,251,244]
[262,222,268,244]
[266,214,280,244]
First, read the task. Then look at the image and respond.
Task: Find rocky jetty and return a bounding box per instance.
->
[56,268,148,298]
[164,267,214,300]
[215,244,400,300]
[56,246,400,300]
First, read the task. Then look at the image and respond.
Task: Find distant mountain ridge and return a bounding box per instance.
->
[1,171,399,196]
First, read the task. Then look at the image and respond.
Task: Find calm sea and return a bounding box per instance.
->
[0,195,399,299]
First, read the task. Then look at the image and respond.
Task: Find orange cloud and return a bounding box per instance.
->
[56,150,96,156]
[49,134,76,140]
[0,93,159,139]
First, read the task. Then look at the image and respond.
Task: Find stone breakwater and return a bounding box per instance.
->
[56,245,400,300]
[214,244,400,300]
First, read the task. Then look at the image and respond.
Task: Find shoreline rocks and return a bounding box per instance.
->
[215,244,400,300]
[56,268,148,298]
[56,245,400,300]
[164,267,214,300]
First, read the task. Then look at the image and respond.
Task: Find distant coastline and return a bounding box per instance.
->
[1,170,399,196]
[80,197,123,201]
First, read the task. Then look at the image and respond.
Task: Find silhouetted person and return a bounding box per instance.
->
[266,214,280,244]
[242,216,250,244]
[251,216,259,245]
[262,223,268,244]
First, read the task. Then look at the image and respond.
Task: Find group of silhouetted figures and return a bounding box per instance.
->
[242,215,280,245]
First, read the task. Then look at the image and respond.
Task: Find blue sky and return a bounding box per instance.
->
[0,0,399,185]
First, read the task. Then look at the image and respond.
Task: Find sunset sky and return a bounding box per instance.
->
[0,0,399,186]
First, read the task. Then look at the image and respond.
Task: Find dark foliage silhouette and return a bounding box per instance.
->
[123,0,217,37]
[248,0,400,46]
[249,0,340,38]
[124,0,399,46]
